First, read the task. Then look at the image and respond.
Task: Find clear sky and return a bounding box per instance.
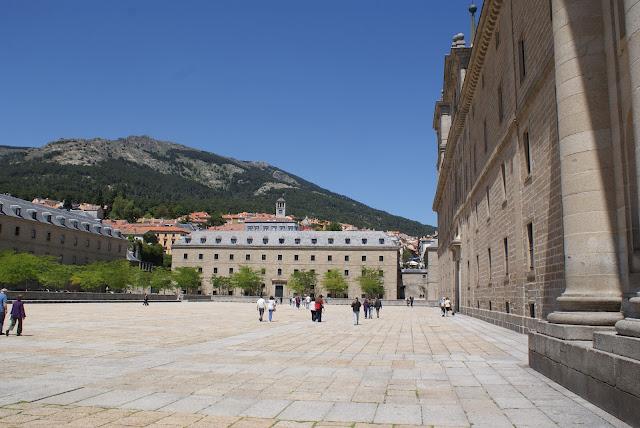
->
[0,1,479,226]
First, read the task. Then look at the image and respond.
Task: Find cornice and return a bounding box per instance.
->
[432,0,504,211]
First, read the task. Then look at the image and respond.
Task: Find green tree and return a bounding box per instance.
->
[325,222,342,231]
[288,270,317,296]
[402,248,414,264]
[357,268,384,298]
[139,242,164,266]
[321,269,348,297]
[211,275,232,295]
[142,231,159,245]
[162,253,172,268]
[173,267,202,294]
[37,261,74,290]
[205,212,225,227]
[110,196,142,222]
[150,268,174,293]
[230,266,263,296]
[130,268,151,291]
[0,251,43,288]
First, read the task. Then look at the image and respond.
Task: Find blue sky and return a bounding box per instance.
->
[0,1,478,226]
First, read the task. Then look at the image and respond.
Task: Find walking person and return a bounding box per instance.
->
[315,295,324,322]
[0,288,7,334]
[374,297,382,318]
[257,296,266,322]
[310,297,316,321]
[305,295,311,309]
[363,298,370,320]
[267,296,277,322]
[351,297,361,325]
[143,293,149,306]
[444,297,452,316]
[410,296,414,307]
[440,297,446,317]
[5,295,26,336]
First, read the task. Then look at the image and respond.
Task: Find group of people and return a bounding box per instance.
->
[0,289,27,336]
[256,296,278,322]
[405,296,414,307]
[351,297,382,325]
[439,296,454,316]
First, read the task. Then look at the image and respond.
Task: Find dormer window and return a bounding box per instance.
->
[328,238,334,244]
[279,238,285,244]
[362,239,368,244]
[295,238,301,244]
[215,236,222,243]
[247,237,253,244]
[230,237,237,244]
[200,237,206,244]
[59,217,66,226]
[44,214,52,223]
[379,238,385,244]
[345,238,351,244]
[11,206,21,216]
[185,237,192,243]
[263,237,269,244]
[0,203,3,213]
[311,238,317,244]
[84,224,90,231]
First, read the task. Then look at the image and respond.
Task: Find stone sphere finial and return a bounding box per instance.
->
[469,3,477,14]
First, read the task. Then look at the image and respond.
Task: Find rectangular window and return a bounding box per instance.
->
[523,131,532,176]
[518,38,526,82]
[245,254,250,261]
[198,267,203,273]
[498,83,503,122]
[529,302,536,318]
[46,232,51,242]
[14,226,20,236]
[328,255,333,261]
[527,222,535,270]
[503,237,509,275]
[294,254,299,261]
[199,253,204,260]
[183,253,188,260]
[311,255,316,261]
[362,255,367,262]
[378,270,384,277]
[229,254,234,260]
[501,162,507,200]
[379,255,384,262]
[277,254,283,261]
[506,301,510,314]
[214,253,219,260]
[488,248,492,281]
[344,269,349,276]
[261,268,266,274]
[277,268,282,276]
[345,255,350,261]
[483,119,488,153]
[31,229,36,239]
[229,267,234,274]
[486,186,491,216]
[213,267,218,274]
[262,254,266,261]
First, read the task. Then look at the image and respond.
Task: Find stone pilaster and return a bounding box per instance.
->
[546,0,623,326]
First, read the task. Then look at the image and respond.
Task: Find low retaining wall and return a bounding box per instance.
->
[3,291,179,303]
[208,295,438,306]
[460,306,540,334]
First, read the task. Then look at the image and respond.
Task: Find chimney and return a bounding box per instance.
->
[469,3,478,47]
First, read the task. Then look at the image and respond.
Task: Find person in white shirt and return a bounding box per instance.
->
[310,298,316,321]
[305,295,311,309]
[268,296,277,322]
[256,297,266,322]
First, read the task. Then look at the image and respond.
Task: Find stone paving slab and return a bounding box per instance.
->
[0,302,632,427]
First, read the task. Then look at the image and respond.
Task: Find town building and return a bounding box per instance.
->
[105,220,189,254]
[172,230,400,298]
[0,194,127,264]
[432,1,640,423]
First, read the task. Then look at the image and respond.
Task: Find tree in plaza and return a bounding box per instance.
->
[37,260,75,290]
[150,268,175,293]
[357,267,384,298]
[325,222,342,231]
[230,266,263,296]
[71,263,107,291]
[321,269,348,297]
[287,269,317,296]
[0,251,44,288]
[172,267,202,294]
[130,268,151,292]
[142,231,159,245]
[211,274,232,295]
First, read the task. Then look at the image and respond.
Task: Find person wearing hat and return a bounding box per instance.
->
[0,288,7,334]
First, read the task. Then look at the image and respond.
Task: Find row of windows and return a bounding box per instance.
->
[206,266,385,277]
[1,206,120,237]
[185,253,384,262]
[246,225,297,231]
[473,222,535,284]
[474,300,536,318]
[187,236,385,245]
[2,223,122,253]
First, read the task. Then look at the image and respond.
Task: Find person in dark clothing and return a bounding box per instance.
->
[363,298,370,319]
[351,297,362,325]
[6,295,26,336]
[143,293,149,306]
[315,295,324,322]
[374,298,382,318]
[410,296,414,307]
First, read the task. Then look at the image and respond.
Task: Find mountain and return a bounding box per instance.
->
[0,136,435,236]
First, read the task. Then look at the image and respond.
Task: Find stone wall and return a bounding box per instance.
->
[3,290,179,303]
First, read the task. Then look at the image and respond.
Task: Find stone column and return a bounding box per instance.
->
[547,0,623,326]
[615,0,640,337]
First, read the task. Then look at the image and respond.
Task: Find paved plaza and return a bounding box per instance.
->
[0,302,630,427]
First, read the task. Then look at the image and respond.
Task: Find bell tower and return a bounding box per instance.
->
[276,196,286,218]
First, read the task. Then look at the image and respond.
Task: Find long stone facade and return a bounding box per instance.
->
[172,230,400,298]
[432,1,640,424]
[0,194,128,264]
